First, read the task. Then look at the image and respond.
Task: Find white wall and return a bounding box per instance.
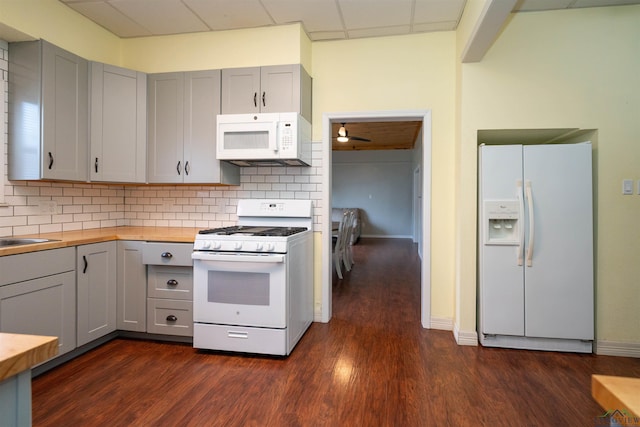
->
[332,150,414,237]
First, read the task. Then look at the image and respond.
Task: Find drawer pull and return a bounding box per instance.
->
[228,331,248,339]
[166,315,177,322]
[166,279,178,287]
[161,252,173,259]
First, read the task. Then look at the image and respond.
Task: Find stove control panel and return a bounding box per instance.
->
[193,239,287,253]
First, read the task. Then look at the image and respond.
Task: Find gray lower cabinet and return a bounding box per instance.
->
[0,248,76,359]
[116,241,147,332]
[142,242,193,337]
[76,242,117,346]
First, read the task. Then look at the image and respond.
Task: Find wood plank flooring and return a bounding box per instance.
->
[32,238,640,426]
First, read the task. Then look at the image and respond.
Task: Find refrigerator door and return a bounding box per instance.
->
[523,143,593,340]
[478,145,525,336]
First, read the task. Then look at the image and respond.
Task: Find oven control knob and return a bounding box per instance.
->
[255,243,264,251]
[212,241,221,250]
[202,241,211,249]
[265,243,275,252]
[234,242,243,250]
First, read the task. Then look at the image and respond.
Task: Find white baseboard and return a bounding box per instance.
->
[454,323,478,346]
[430,316,453,331]
[596,340,640,358]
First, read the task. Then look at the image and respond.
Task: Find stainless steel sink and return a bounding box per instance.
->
[0,238,57,247]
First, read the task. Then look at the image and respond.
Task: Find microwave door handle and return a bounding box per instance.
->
[272,122,280,153]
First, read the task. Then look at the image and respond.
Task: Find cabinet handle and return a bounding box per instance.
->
[83,255,88,274]
[95,157,99,173]
[262,91,266,107]
[185,161,190,176]
[167,279,178,286]
[161,252,173,259]
[166,315,177,322]
[48,152,54,169]
[253,92,257,108]
[176,161,181,175]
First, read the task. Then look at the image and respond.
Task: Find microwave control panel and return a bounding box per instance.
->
[279,122,295,154]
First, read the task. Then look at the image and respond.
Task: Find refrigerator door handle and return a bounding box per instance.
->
[517,180,524,266]
[525,180,535,267]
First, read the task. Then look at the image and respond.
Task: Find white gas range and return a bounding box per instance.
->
[191,199,313,356]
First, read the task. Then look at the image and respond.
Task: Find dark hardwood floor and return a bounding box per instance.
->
[32,238,640,426]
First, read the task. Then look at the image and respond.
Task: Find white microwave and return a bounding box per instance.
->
[217,112,311,167]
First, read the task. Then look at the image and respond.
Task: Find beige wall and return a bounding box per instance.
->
[311,34,457,320]
[458,5,640,343]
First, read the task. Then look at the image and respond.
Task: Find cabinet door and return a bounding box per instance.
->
[117,241,147,332]
[41,40,88,181]
[221,67,260,114]
[183,70,223,183]
[77,242,117,346]
[0,271,76,358]
[90,63,147,183]
[260,64,300,115]
[148,73,184,183]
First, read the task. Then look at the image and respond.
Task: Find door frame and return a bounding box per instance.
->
[320,110,432,327]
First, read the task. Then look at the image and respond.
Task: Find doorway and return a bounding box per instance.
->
[320,110,432,327]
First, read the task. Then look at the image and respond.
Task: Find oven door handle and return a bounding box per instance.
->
[191,252,285,263]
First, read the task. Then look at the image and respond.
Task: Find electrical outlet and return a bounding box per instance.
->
[622,179,633,195]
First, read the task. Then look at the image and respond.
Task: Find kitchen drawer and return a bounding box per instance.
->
[0,247,75,286]
[193,323,287,355]
[147,265,193,300]
[142,242,193,266]
[147,298,193,336]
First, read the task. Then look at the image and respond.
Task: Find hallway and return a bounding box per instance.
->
[32,238,640,426]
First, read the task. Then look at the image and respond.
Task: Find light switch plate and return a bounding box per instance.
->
[623,179,633,195]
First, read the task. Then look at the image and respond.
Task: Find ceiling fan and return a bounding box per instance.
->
[334,123,371,143]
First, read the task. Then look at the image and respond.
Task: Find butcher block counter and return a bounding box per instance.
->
[0,333,58,427]
[592,374,640,423]
[0,226,199,256]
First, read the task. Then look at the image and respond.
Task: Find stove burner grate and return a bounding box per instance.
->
[198,226,308,237]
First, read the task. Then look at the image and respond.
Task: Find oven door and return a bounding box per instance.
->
[192,252,286,328]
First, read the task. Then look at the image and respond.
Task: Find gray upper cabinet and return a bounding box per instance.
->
[147,70,239,184]
[90,62,146,183]
[221,64,312,122]
[9,39,88,181]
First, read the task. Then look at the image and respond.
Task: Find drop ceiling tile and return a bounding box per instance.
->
[184,0,273,31]
[262,0,343,33]
[109,0,210,35]
[308,31,347,41]
[413,21,457,32]
[512,0,574,12]
[347,25,410,39]
[66,1,152,37]
[339,0,412,30]
[414,0,466,24]
[572,0,640,7]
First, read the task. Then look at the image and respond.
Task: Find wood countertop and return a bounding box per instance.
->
[592,374,640,422]
[0,333,58,382]
[0,226,200,256]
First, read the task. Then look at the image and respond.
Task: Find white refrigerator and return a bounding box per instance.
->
[478,142,594,353]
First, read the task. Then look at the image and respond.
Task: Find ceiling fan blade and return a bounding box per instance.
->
[349,136,371,142]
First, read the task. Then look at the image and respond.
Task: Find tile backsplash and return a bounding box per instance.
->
[0,43,322,237]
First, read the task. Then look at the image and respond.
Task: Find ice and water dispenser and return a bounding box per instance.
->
[484,200,520,245]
